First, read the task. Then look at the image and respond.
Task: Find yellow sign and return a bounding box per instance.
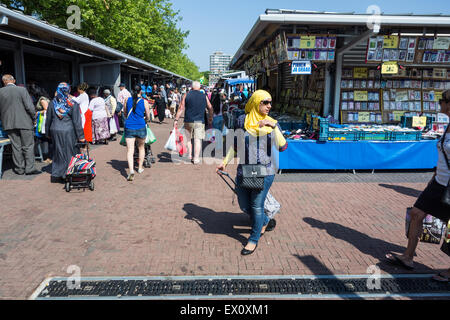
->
[381,61,399,75]
[393,111,405,122]
[435,91,443,102]
[412,116,427,127]
[300,36,316,49]
[383,36,399,48]
[358,112,370,123]
[354,91,369,101]
[353,68,368,79]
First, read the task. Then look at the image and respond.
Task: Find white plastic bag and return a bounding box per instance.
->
[109,117,118,135]
[164,130,177,151]
[264,192,281,219]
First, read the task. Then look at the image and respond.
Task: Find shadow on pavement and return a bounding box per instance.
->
[303,217,435,274]
[378,184,423,198]
[107,160,128,179]
[294,254,367,300]
[157,152,175,163]
[182,203,249,246]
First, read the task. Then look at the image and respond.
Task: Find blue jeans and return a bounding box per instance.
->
[236,174,275,245]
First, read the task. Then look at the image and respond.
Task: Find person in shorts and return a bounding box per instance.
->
[385,89,450,282]
[124,85,150,181]
[173,81,213,164]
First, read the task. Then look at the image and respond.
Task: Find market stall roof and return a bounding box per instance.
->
[0,5,192,82]
[231,9,450,69]
[226,78,254,85]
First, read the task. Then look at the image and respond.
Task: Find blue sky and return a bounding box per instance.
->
[170,0,450,71]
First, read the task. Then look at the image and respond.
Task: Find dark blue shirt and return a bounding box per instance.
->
[184,90,207,123]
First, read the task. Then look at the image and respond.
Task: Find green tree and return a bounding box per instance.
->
[1,0,201,79]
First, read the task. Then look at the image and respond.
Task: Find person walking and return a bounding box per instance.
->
[103,89,119,141]
[71,83,89,128]
[88,88,110,145]
[152,84,166,124]
[123,85,151,181]
[173,81,213,164]
[45,83,85,183]
[117,83,132,129]
[0,74,41,175]
[385,89,450,282]
[216,90,288,255]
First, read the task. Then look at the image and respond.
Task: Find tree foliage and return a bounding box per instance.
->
[2,0,202,80]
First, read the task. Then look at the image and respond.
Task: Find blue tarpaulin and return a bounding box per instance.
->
[226,78,254,86]
[273,140,439,170]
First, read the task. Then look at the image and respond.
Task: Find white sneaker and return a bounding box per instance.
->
[138,168,144,174]
[127,172,135,181]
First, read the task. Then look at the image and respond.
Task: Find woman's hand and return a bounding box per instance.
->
[258,119,276,128]
[79,138,86,143]
[216,164,226,174]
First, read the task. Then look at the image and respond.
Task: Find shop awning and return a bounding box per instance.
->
[226,78,254,85]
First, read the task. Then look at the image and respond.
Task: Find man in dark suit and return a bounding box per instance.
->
[0,74,41,175]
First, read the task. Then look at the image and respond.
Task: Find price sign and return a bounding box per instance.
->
[300,36,316,49]
[393,111,405,122]
[381,61,399,75]
[354,91,369,101]
[412,116,427,127]
[291,60,312,75]
[353,68,368,78]
[358,112,370,122]
[435,91,443,102]
[383,36,399,48]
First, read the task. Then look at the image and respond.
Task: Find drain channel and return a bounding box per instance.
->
[31,275,450,300]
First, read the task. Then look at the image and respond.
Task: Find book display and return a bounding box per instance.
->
[340,67,383,123]
[278,67,325,118]
[286,34,337,62]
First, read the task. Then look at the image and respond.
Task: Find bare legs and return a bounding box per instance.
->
[126,137,145,180]
[386,206,427,269]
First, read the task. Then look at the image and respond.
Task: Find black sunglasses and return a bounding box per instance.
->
[261,100,272,105]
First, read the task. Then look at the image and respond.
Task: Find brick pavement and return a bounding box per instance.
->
[0,120,449,299]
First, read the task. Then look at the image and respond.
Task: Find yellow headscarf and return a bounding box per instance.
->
[244,90,277,136]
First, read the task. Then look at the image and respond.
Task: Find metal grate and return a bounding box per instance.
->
[31,275,450,300]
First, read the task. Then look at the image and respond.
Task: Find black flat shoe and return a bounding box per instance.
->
[241,244,258,256]
[265,219,277,232]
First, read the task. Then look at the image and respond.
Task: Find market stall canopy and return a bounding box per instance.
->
[226,78,255,86]
[0,4,192,82]
[231,9,450,70]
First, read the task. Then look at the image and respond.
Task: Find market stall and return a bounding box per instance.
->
[273,139,439,171]
[230,10,450,171]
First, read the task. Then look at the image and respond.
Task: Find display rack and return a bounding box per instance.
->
[339,67,383,123]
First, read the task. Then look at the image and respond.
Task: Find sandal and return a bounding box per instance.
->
[385,253,414,270]
[432,272,450,283]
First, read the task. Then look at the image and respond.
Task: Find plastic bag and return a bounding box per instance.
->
[109,117,118,135]
[175,128,187,156]
[145,126,156,145]
[164,130,177,152]
[264,192,281,219]
[405,208,446,244]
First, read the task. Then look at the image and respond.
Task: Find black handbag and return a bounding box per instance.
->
[440,126,450,207]
[239,138,267,190]
[240,164,267,190]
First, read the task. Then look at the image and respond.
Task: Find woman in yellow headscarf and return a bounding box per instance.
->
[216,90,288,256]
